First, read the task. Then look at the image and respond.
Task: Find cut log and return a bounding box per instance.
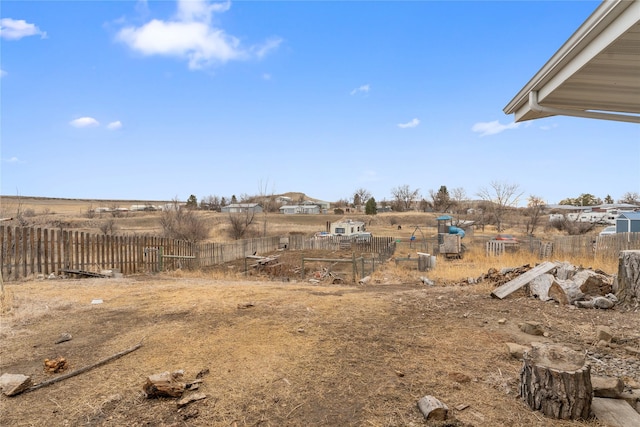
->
[144,371,186,398]
[491,261,557,299]
[616,250,640,310]
[519,343,592,420]
[417,395,448,421]
[548,271,612,306]
[529,273,554,301]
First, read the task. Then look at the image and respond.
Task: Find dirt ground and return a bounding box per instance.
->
[1,249,638,427]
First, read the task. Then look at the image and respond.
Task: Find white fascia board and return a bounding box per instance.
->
[504,0,637,120]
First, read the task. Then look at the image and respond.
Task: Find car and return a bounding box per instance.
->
[493,234,518,243]
[599,226,617,236]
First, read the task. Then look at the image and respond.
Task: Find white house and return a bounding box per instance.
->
[279,204,321,215]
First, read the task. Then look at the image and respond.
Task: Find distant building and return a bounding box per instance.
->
[221,203,263,214]
[616,212,640,233]
[279,204,321,215]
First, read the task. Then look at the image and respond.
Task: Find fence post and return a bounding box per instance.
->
[301,256,305,280]
[352,252,356,282]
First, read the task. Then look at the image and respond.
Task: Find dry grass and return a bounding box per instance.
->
[1,273,628,427]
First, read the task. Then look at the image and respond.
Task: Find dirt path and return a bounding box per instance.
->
[1,275,637,426]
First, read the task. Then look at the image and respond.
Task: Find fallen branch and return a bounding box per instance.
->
[23,341,143,394]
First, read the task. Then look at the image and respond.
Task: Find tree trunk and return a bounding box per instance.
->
[616,250,640,310]
[519,343,592,420]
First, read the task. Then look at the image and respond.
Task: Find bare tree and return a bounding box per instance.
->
[619,191,640,205]
[160,198,210,243]
[525,195,546,236]
[258,179,276,237]
[451,187,468,214]
[353,188,371,211]
[99,219,118,236]
[228,210,256,240]
[391,185,420,212]
[477,181,523,232]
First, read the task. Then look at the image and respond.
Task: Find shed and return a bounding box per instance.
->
[616,212,640,233]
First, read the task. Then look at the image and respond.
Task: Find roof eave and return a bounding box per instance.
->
[504,0,638,121]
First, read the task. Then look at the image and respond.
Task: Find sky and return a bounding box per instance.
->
[1,0,639,206]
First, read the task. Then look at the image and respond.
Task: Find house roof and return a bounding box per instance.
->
[504,0,640,123]
[226,203,261,208]
[618,212,640,220]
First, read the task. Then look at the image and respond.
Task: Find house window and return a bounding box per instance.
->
[335,227,345,234]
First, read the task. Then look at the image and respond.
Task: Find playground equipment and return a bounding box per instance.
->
[436,215,466,259]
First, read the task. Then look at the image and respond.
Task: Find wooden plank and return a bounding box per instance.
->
[491,261,557,299]
[591,397,640,427]
[62,269,109,278]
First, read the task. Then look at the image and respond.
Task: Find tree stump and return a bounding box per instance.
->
[519,343,592,420]
[616,250,640,310]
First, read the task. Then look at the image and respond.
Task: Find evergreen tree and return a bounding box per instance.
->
[186,194,198,210]
[365,197,377,215]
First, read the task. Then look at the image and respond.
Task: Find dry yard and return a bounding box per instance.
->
[1,253,639,427]
[1,196,638,426]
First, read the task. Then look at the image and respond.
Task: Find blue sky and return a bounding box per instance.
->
[1,0,638,205]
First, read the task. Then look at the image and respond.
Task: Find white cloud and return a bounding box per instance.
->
[116,0,280,70]
[0,69,6,78]
[70,117,100,128]
[4,156,20,163]
[262,73,271,80]
[107,120,123,130]
[397,118,420,129]
[471,120,519,137]
[350,84,370,95]
[0,18,47,40]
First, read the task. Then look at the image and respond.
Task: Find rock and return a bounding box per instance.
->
[0,373,32,396]
[497,318,507,325]
[505,342,530,359]
[420,277,434,286]
[596,326,613,343]
[591,397,640,426]
[619,389,640,413]
[55,333,72,344]
[624,346,640,356]
[591,376,624,398]
[519,321,544,336]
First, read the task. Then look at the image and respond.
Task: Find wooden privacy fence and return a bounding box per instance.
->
[552,232,640,259]
[1,225,397,282]
[0,225,193,281]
